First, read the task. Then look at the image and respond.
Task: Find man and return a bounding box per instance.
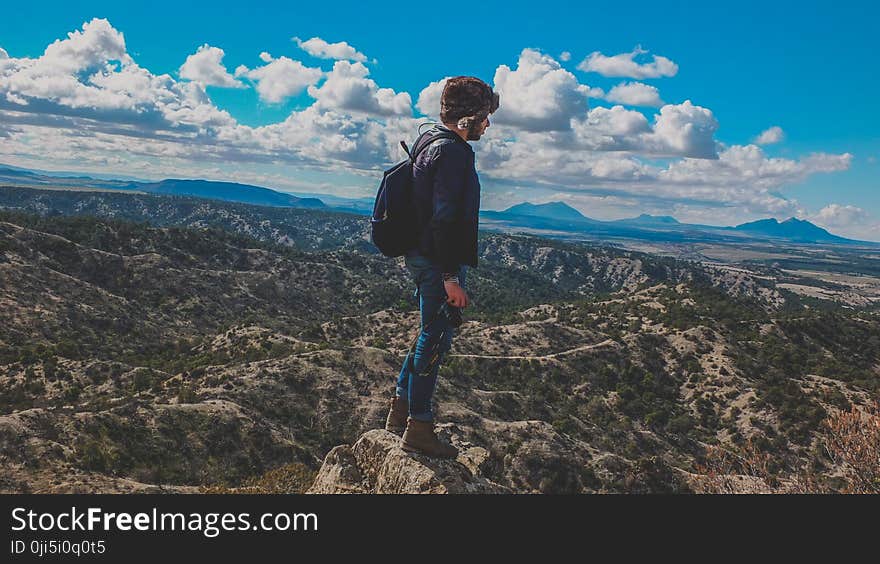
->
[383,76,499,458]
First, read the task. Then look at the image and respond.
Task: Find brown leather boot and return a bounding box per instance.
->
[384,395,408,436]
[401,417,458,459]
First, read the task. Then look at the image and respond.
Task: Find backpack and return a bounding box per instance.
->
[370,128,459,257]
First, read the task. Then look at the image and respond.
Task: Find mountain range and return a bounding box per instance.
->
[488,201,873,245]
[0,164,873,246]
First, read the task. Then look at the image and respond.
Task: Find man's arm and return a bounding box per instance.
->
[429,142,470,308]
[429,142,467,276]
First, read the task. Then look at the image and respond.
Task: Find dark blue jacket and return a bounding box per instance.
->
[411,124,481,275]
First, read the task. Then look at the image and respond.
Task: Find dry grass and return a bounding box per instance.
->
[200,463,316,494]
[694,403,880,494]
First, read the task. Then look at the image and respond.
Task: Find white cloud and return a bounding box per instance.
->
[0,18,130,108]
[559,51,571,62]
[643,100,719,158]
[584,105,652,136]
[808,204,880,241]
[0,47,8,59]
[0,19,862,232]
[179,44,243,88]
[810,203,869,226]
[415,76,447,118]
[533,105,653,154]
[235,54,323,103]
[605,81,663,107]
[660,144,851,198]
[754,125,784,145]
[492,48,601,132]
[250,105,415,167]
[37,18,131,73]
[293,36,367,62]
[473,128,654,185]
[577,46,678,78]
[306,60,411,117]
[0,18,235,132]
[469,123,852,220]
[0,18,416,175]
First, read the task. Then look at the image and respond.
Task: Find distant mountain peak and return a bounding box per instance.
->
[781,217,808,225]
[137,178,326,209]
[734,216,849,242]
[635,213,680,224]
[502,201,588,221]
[607,213,681,226]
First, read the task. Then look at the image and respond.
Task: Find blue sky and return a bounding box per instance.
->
[1,1,878,239]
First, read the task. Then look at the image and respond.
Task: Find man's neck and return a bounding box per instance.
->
[441,122,470,142]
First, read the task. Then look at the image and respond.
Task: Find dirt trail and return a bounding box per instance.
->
[447,338,617,360]
[297,338,617,363]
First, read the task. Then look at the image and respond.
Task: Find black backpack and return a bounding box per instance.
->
[370,127,458,257]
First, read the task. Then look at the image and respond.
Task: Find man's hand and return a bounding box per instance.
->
[444,280,469,308]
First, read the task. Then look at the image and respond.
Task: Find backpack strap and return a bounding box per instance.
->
[401,129,459,164]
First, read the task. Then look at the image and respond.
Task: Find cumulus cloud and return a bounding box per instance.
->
[545,100,718,158]
[0,47,8,59]
[559,51,571,62]
[249,105,413,167]
[37,18,131,73]
[469,117,852,220]
[0,18,234,132]
[234,53,323,103]
[293,36,367,62]
[415,76,447,118]
[492,48,602,132]
[0,18,130,108]
[0,18,860,229]
[306,60,411,116]
[810,203,869,226]
[179,44,243,88]
[660,145,851,197]
[473,128,653,186]
[0,18,417,175]
[581,105,651,137]
[754,125,784,145]
[605,81,663,107]
[646,100,719,158]
[807,204,880,241]
[577,46,678,78]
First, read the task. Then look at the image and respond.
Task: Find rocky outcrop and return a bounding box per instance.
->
[308,430,509,494]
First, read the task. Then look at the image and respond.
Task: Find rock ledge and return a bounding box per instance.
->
[308,429,509,494]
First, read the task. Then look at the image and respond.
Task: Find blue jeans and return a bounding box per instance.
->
[396,253,468,422]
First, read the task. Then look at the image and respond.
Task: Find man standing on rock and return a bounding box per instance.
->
[384,76,499,458]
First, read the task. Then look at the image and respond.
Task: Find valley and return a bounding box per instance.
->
[0,186,878,493]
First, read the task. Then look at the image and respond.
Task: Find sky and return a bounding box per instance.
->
[0,1,878,240]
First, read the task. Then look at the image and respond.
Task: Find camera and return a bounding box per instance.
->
[439,302,463,328]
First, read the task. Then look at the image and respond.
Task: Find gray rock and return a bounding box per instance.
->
[308,430,509,494]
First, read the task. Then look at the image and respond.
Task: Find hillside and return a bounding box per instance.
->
[0,185,370,253]
[1,202,877,493]
[134,179,326,209]
[4,171,873,247]
[0,167,326,210]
